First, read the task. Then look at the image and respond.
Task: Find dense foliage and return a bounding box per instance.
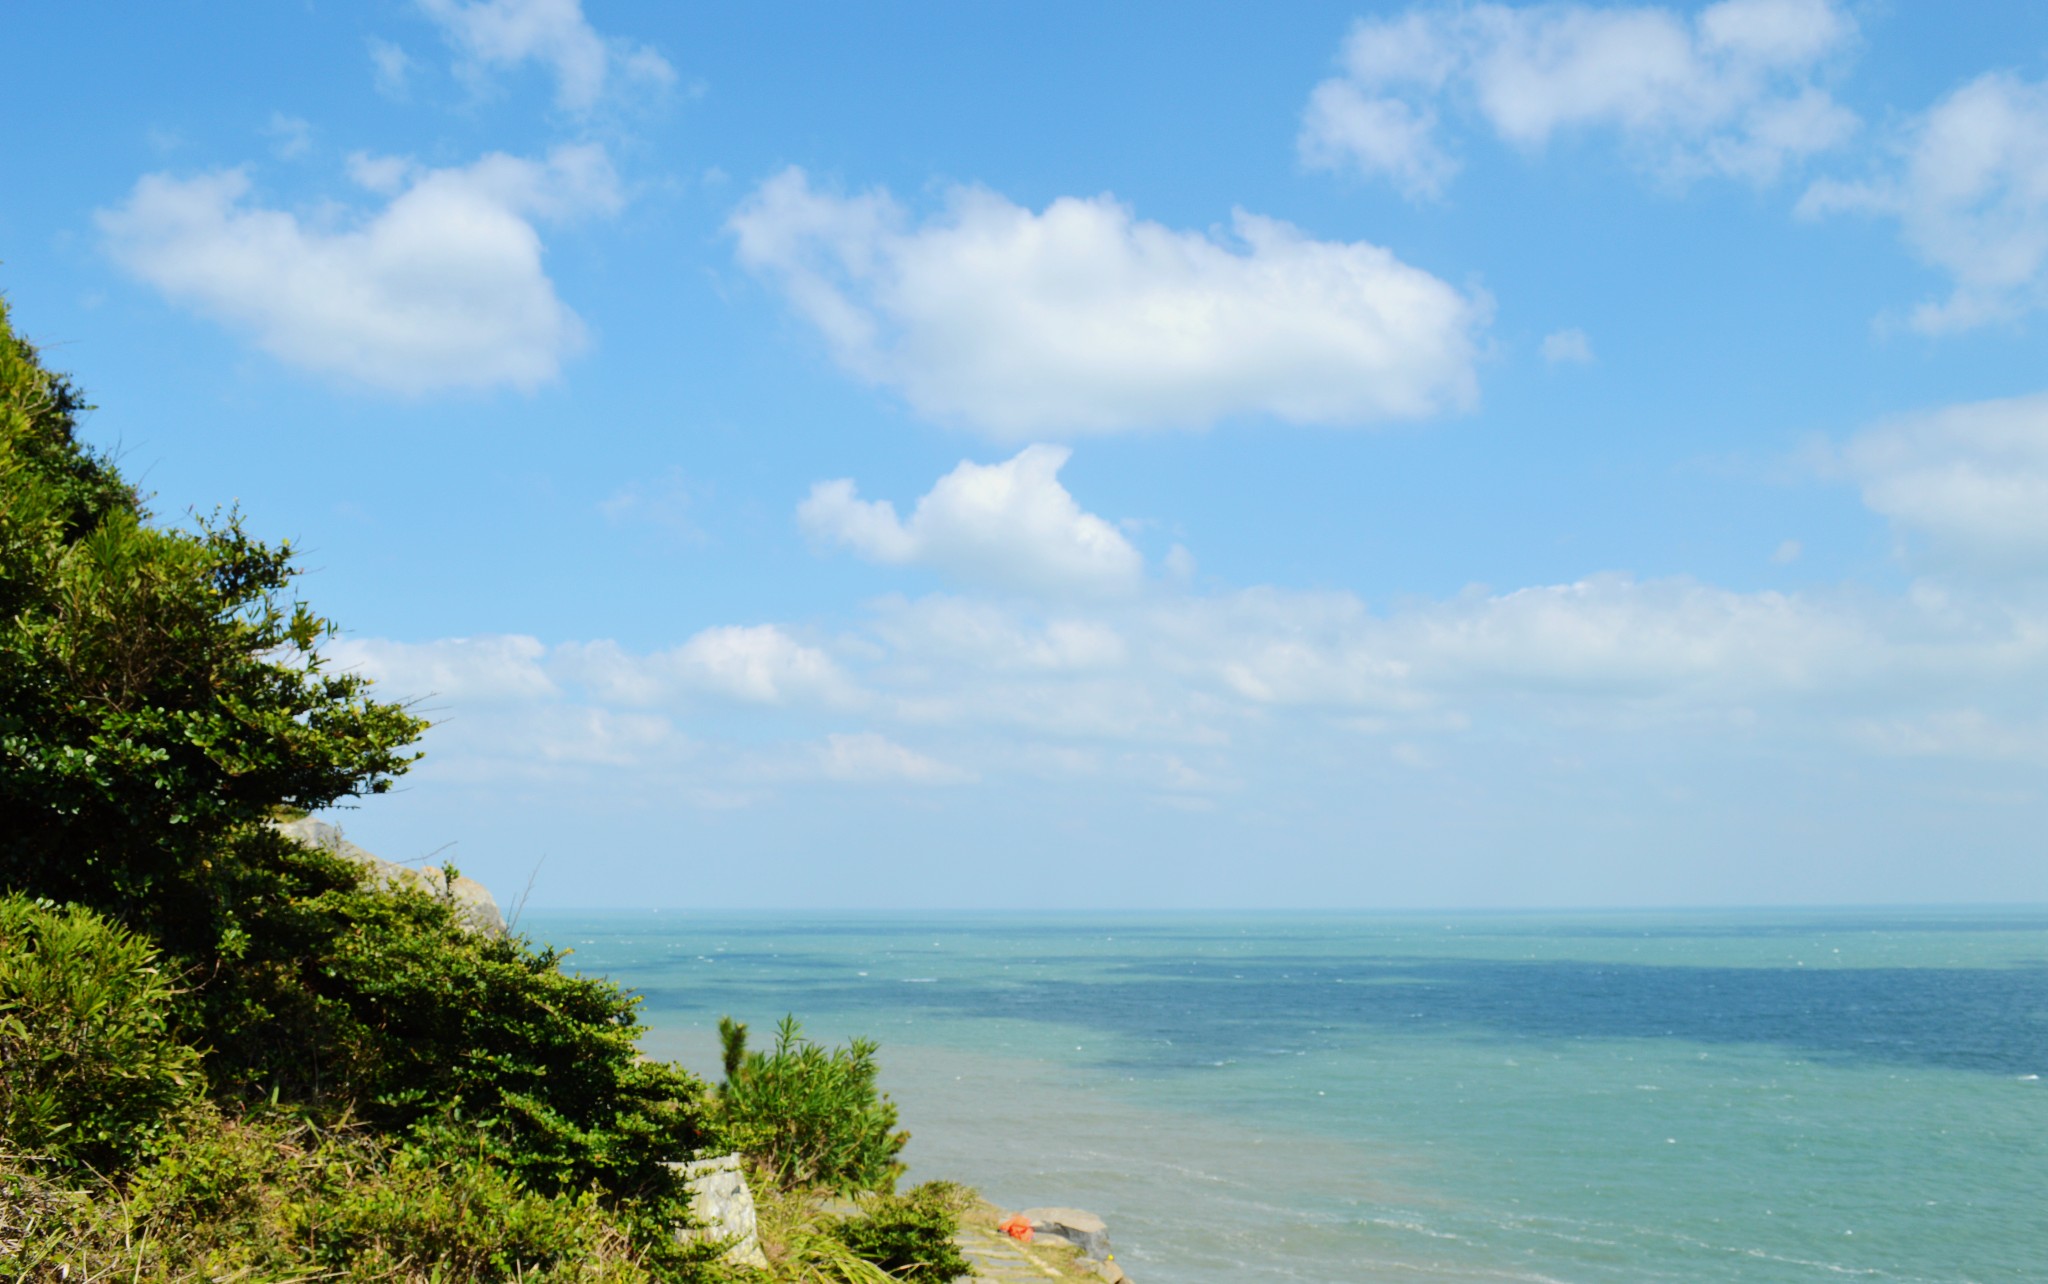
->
[2,1108,662,1281]
[828,1183,975,1284]
[0,294,960,1282]
[0,304,423,956]
[0,298,724,1279]
[0,897,202,1173]
[717,1016,908,1194]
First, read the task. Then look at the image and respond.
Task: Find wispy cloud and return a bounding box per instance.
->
[1302,0,1858,198]
[416,0,673,112]
[337,397,2048,811]
[264,112,313,161]
[1541,328,1594,364]
[1800,71,2048,333]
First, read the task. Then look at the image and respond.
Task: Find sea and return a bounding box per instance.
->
[526,909,2048,1283]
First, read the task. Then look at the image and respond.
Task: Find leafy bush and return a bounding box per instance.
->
[750,1183,897,1284]
[307,883,716,1222]
[0,290,425,1052]
[718,1016,907,1193]
[830,1182,973,1284]
[0,896,202,1173]
[0,298,426,961]
[0,298,718,1265]
[3,1106,726,1283]
[0,288,964,1284]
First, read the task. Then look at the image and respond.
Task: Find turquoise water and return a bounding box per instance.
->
[529,910,2048,1283]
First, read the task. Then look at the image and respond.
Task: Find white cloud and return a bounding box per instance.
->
[547,627,854,707]
[1299,81,1458,200]
[519,705,675,766]
[600,468,704,541]
[730,168,1489,435]
[1383,575,1870,698]
[1302,0,1858,195]
[800,445,1144,597]
[328,634,557,703]
[869,596,1128,672]
[368,37,416,99]
[1836,391,2048,571]
[672,625,851,705]
[265,113,312,161]
[1852,708,2048,766]
[1541,327,1594,363]
[1799,72,2048,332]
[321,385,2048,826]
[97,144,619,393]
[814,733,974,785]
[416,0,673,111]
[351,555,2048,805]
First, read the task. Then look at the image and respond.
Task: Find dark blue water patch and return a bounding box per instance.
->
[1122,955,2048,1075]
[618,954,2046,1079]
[1401,912,2048,942]
[539,908,2048,955]
[531,913,2048,1078]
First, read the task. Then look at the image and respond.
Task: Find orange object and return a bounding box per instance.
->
[998,1215,1034,1243]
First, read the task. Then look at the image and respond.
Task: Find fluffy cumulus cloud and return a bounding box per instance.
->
[98,144,618,393]
[416,0,673,111]
[1800,72,2048,333]
[729,168,1489,435]
[1835,392,2048,571]
[1302,0,1858,198]
[799,445,1144,598]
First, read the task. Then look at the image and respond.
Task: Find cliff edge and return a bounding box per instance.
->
[274,817,506,936]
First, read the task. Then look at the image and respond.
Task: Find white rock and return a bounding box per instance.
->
[668,1153,769,1269]
[1021,1206,1111,1260]
[273,817,505,935]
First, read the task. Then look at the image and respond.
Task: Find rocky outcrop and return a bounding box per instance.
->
[962,1197,1130,1283]
[1020,1206,1112,1262]
[272,817,505,936]
[669,1153,769,1269]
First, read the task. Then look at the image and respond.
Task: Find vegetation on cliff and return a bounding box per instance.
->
[0,295,964,1282]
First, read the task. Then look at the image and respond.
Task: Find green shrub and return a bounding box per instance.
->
[0,896,202,1173]
[829,1182,973,1284]
[4,1106,731,1283]
[718,1016,906,1193]
[306,883,715,1209]
[0,297,719,1270]
[0,298,426,964]
[303,1124,647,1280]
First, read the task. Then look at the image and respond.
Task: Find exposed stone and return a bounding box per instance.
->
[1020,1207,1111,1261]
[668,1153,769,1269]
[957,1196,1129,1282]
[272,817,505,936]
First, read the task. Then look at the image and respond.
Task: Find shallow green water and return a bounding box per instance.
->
[530,910,2048,1282]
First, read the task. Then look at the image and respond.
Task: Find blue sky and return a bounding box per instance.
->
[6,0,2048,908]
